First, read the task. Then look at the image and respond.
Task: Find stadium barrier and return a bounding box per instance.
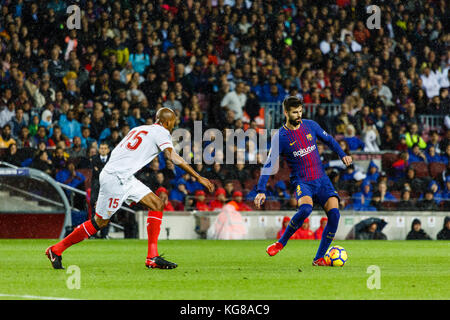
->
[0,161,134,238]
[135,210,449,241]
[0,164,71,239]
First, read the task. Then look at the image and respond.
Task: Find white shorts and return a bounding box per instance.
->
[95,171,152,219]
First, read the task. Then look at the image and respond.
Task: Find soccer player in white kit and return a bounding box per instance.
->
[46,108,214,269]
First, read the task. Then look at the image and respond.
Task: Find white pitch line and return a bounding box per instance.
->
[0,293,78,300]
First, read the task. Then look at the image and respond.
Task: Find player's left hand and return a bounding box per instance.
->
[342,155,353,167]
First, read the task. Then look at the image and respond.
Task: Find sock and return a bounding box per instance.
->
[314,208,340,260]
[147,211,163,258]
[278,204,313,247]
[52,219,99,255]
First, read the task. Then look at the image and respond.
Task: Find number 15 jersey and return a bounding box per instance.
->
[102,123,174,181]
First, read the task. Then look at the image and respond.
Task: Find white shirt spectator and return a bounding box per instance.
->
[421,71,441,98]
[434,67,449,89]
[320,40,331,55]
[221,90,247,120]
[0,106,15,128]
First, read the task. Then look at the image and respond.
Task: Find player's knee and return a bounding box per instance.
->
[291,203,313,228]
[93,215,109,229]
[327,208,340,225]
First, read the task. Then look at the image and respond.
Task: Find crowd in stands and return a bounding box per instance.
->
[0,0,449,213]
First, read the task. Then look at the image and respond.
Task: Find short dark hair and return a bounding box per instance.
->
[282,96,303,111]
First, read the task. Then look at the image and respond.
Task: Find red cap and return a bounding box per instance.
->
[215,187,226,196]
[155,187,168,196]
[233,191,243,197]
[195,190,206,196]
[304,218,310,223]
[320,217,328,223]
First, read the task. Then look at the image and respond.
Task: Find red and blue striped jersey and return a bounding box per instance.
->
[257,119,347,193]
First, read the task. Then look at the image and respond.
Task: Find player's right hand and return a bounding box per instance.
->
[198,176,214,193]
[254,193,266,209]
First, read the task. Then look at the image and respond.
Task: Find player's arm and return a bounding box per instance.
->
[163,147,214,193]
[311,121,352,167]
[254,131,282,209]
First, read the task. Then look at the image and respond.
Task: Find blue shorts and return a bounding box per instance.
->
[292,175,340,207]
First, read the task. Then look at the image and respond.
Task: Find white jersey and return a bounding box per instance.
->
[103,124,173,180]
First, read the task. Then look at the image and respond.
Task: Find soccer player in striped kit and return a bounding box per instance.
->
[254,96,353,266]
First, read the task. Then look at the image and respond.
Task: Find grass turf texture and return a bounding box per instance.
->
[0,239,449,300]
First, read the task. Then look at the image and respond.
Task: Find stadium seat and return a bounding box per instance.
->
[382,201,397,211]
[429,162,446,179]
[77,168,92,190]
[244,200,257,210]
[391,191,401,200]
[409,162,429,178]
[231,179,243,191]
[210,179,223,190]
[337,190,350,200]
[243,178,257,191]
[264,200,281,211]
[382,153,398,171]
[170,200,184,211]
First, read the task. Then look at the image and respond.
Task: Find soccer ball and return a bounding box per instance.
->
[324,245,348,267]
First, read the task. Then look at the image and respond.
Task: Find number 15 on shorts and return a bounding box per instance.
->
[108,198,120,209]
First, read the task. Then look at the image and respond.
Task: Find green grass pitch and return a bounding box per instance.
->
[0,239,449,300]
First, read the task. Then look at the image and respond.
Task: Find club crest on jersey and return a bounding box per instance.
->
[306,133,313,141]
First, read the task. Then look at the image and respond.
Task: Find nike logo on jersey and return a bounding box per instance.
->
[290,141,296,146]
[293,145,317,157]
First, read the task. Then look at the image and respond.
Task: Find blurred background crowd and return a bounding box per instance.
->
[0,0,449,215]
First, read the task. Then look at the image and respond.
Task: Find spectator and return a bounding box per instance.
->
[1,143,22,166]
[0,101,16,128]
[220,81,247,121]
[343,125,364,151]
[376,181,397,203]
[231,191,251,212]
[169,178,188,203]
[128,43,150,75]
[8,108,27,139]
[59,110,82,140]
[293,218,315,240]
[209,188,227,211]
[362,120,381,152]
[354,221,387,240]
[406,219,432,240]
[67,136,86,159]
[0,124,16,148]
[364,161,380,184]
[408,143,427,163]
[417,190,439,211]
[405,123,426,149]
[31,150,53,175]
[52,146,68,171]
[155,187,174,211]
[194,190,210,211]
[436,216,450,240]
[163,91,183,114]
[314,217,328,240]
[277,216,290,240]
[425,146,443,163]
[420,66,440,99]
[55,161,86,193]
[397,189,416,211]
